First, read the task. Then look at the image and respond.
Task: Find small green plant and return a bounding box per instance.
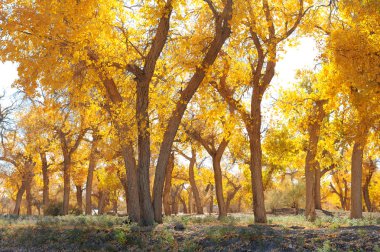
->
[157,228,175,247]
[114,229,126,244]
[181,239,199,252]
[317,240,334,252]
[373,244,380,252]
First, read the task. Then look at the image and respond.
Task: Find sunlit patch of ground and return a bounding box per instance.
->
[0,211,379,251]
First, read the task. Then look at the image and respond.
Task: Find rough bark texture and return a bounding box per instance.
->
[304,100,326,221]
[163,154,174,216]
[62,155,71,215]
[351,141,364,219]
[212,151,227,218]
[363,159,376,212]
[76,185,83,212]
[314,164,322,210]
[40,152,49,208]
[188,151,203,214]
[179,195,188,214]
[188,188,192,214]
[13,182,26,215]
[226,183,241,212]
[25,176,32,215]
[152,0,233,223]
[170,185,182,215]
[98,190,108,215]
[248,91,267,223]
[85,135,99,215]
[120,144,141,222]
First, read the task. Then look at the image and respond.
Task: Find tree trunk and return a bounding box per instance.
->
[119,174,128,212]
[315,163,322,210]
[113,199,118,214]
[76,185,83,212]
[152,1,233,223]
[305,100,326,221]
[248,90,267,223]
[363,159,375,212]
[121,143,141,223]
[62,156,71,215]
[351,141,364,219]
[237,196,242,212]
[362,184,371,212]
[209,194,213,215]
[40,152,49,208]
[188,188,192,214]
[179,196,188,214]
[171,186,181,215]
[136,78,155,226]
[212,156,227,219]
[85,136,99,215]
[226,186,241,212]
[13,182,26,215]
[305,153,316,221]
[98,191,106,215]
[188,150,203,214]
[163,154,174,216]
[25,176,32,215]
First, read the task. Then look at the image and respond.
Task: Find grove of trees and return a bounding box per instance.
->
[0,0,379,226]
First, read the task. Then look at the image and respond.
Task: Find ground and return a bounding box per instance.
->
[0,211,379,251]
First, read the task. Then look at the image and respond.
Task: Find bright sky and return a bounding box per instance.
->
[0,61,18,104]
[274,37,318,87]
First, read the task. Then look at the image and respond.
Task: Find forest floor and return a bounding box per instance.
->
[0,210,379,251]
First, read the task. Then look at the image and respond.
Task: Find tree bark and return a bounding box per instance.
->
[212,155,227,218]
[363,159,375,212]
[179,195,188,214]
[40,152,49,208]
[121,144,141,222]
[188,149,203,214]
[13,182,26,215]
[226,185,241,212]
[188,188,192,214]
[98,190,108,215]
[113,199,118,214]
[118,174,128,212]
[136,78,155,225]
[85,135,99,215]
[25,176,32,215]
[304,100,326,221]
[351,141,364,218]
[314,163,322,210]
[209,194,213,215]
[62,155,71,215]
[76,185,83,212]
[152,0,233,223]
[363,183,371,212]
[171,185,181,215]
[248,88,267,223]
[163,153,174,216]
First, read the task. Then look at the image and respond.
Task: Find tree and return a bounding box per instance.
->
[213,0,311,223]
[320,0,380,218]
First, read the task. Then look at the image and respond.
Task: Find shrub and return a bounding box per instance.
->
[69,207,83,216]
[44,202,64,216]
